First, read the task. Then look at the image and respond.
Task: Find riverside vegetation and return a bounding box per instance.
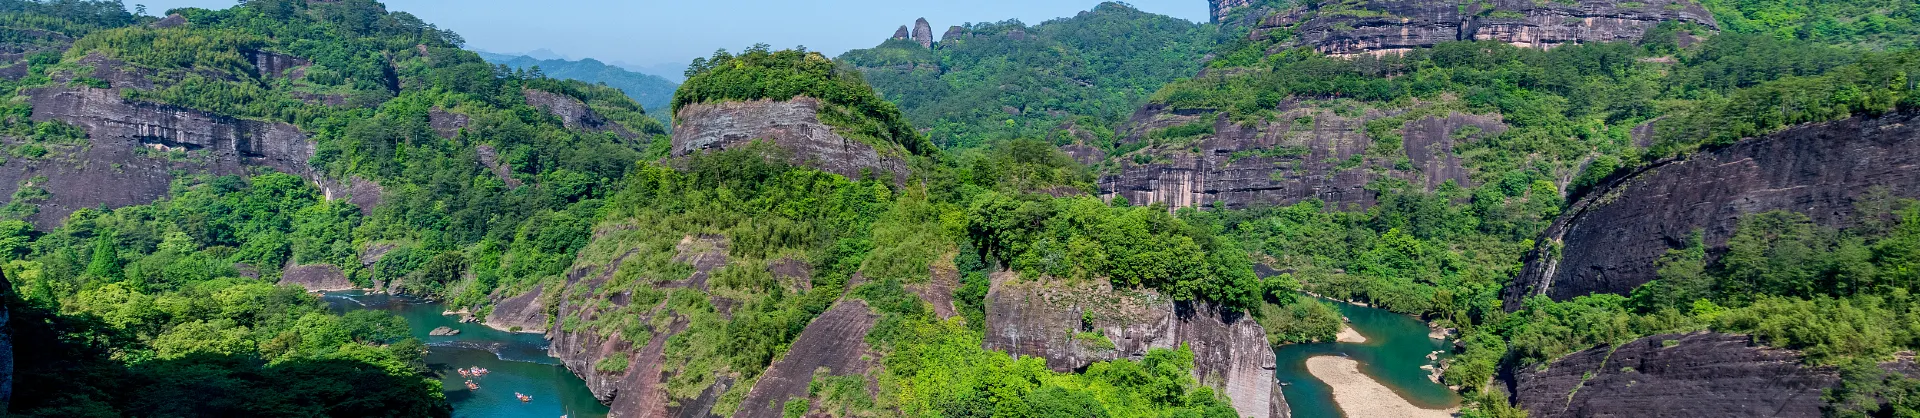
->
[3,0,1919,417]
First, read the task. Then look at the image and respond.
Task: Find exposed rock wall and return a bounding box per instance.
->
[732,300,878,418]
[1101,102,1503,210]
[1505,111,1920,307]
[523,89,640,140]
[0,86,323,227]
[280,263,355,292]
[544,234,730,418]
[912,18,934,48]
[1209,0,1258,23]
[984,273,1287,418]
[1511,332,1835,417]
[1256,0,1717,57]
[672,97,909,184]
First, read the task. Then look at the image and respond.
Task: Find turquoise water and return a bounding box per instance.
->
[1272,298,1460,417]
[323,291,610,418]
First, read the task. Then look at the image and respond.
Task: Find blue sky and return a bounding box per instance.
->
[134,0,1208,75]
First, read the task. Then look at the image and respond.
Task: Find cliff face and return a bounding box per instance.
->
[1252,0,1716,57]
[540,234,731,418]
[0,86,329,227]
[1511,332,1835,417]
[1504,111,1920,307]
[672,97,910,183]
[984,273,1288,418]
[1101,101,1502,210]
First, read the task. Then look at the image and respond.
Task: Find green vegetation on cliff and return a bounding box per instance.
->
[675,45,936,156]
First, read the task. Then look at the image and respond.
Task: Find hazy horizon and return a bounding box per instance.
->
[132,0,1210,77]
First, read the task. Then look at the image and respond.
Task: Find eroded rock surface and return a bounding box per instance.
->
[0,86,321,227]
[1511,332,1834,417]
[1251,0,1716,57]
[280,263,354,292]
[1101,101,1503,210]
[732,300,878,418]
[546,234,729,418]
[984,273,1287,418]
[672,97,909,183]
[1505,111,1920,307]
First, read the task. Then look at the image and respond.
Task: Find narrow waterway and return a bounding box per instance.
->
[322,291,609,418]
[1272,297,1461,417]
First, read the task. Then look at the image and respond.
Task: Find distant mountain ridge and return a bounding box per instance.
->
[477,51,678,115]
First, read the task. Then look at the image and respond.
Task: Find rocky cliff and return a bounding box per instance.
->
[1510,332,1836,417]
[984,273,1288,418]
[523,89,642,140]
[671,97,910,183]
[912,18,935,48]
[1504,111,1920,307]
[1100,101,1502,210]
[1249,0,1717,57]
[0,86,330,227]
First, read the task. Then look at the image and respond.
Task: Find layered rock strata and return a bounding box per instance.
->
[1100,102,1502,210]
[672,97,909,183]
[1250,0,1717,57]
[2,86,324,227]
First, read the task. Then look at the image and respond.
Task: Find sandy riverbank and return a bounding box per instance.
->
[1336,324,1368,343]
[1305,356,1458,418]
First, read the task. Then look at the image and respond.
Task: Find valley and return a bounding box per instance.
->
[0,0,1915,417]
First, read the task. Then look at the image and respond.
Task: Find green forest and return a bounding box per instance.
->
[477,51,679,124]
[3,0,1920,416]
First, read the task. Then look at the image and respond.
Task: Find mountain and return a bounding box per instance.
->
[839,2,1219,150]
[477,51,679,116]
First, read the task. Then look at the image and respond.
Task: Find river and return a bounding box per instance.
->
[322,291,609,418]
[1272,297,1461,417]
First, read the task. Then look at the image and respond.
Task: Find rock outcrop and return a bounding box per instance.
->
[0,86,326,227]
[985,273,1287,418]
[671,97,909,183]
[1251,0,1717,57]
[544,234,732,418]
[523,89,640,140]
[1504,111,1920,307]
[280,263,355,292]
[892,25,910,40]
[1209,0,1258,23]
[912,18,934,48]
[1510,332,1836,417]
[732,300,878,418]
[1100,101,1503,210]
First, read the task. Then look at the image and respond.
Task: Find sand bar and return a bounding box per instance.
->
[1305,356,1457,418]
[1336,324,1368,343]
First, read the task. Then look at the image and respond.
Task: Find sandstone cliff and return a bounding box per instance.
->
[912,18,935,48]
[1504,111,1920,307]
[985,273,1288,418]
[0,86,330,227]
[671,97,910,184]
[1101,101,1502,210]
[1510,332,1836,417]
[1248,0,1716,57]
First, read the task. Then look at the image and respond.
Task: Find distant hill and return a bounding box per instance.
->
[478,51,679,114]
